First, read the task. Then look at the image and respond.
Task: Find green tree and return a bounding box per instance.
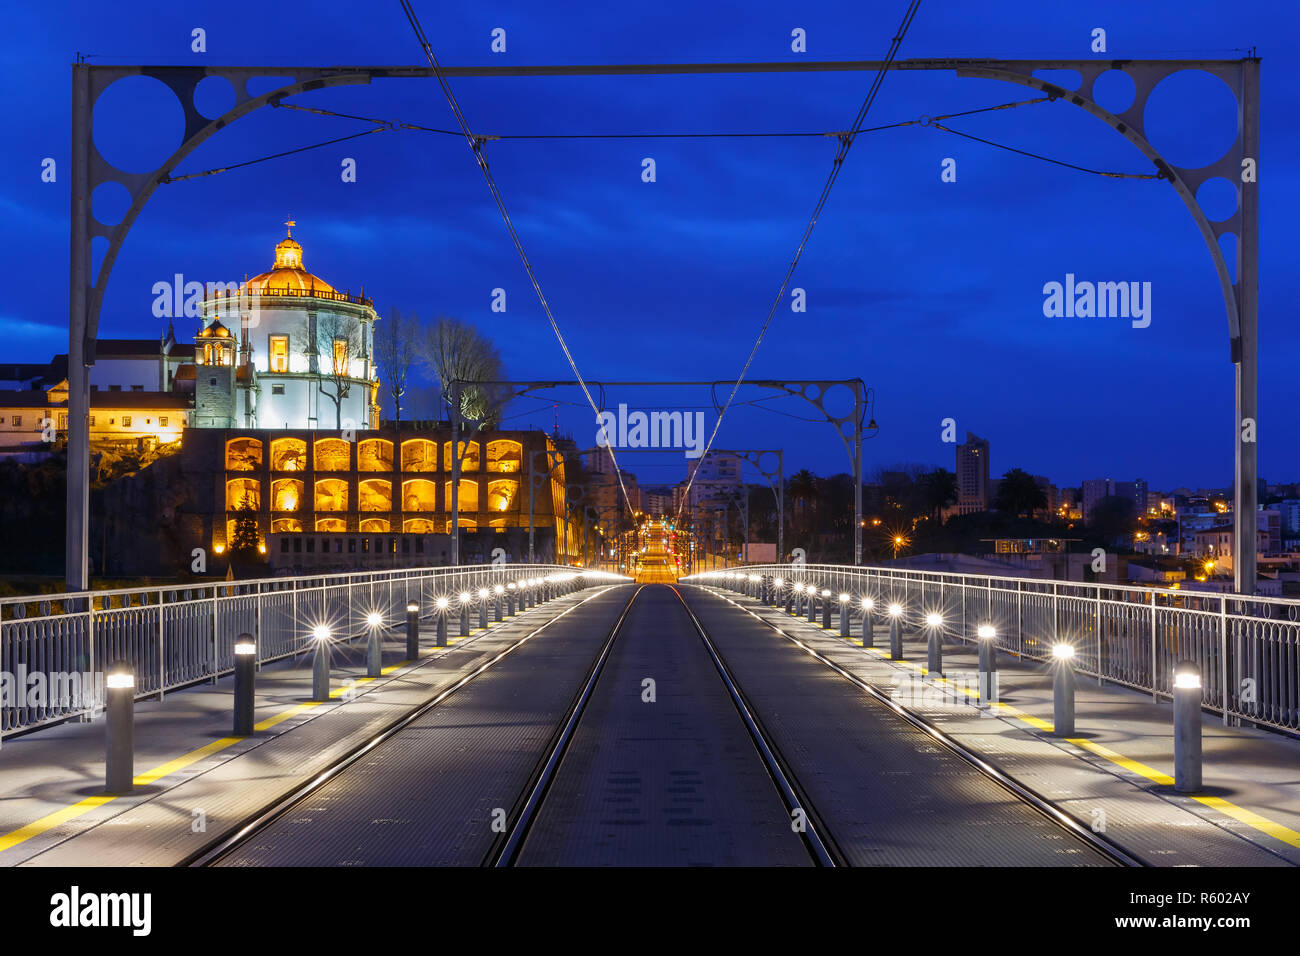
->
[992,468,1047,518]
[787,469,819,539]
[228,494,261,559]
[919,468,959,524]
[1090,494,1138,545]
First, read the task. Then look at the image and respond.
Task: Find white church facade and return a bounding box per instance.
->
[194,225,380,432]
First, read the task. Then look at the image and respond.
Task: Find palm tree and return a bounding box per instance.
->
[787,469,818,542]
[992,468,1047,518]
[919,468,959,524]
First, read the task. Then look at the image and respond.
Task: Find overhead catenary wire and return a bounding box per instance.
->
[163,95,1153,188]
[398,0,637,516]
[674,0,923,526]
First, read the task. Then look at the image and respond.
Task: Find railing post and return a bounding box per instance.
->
[1150,590,1158,701]
[1220,595,1230,726]
[211,588,219,685]
[157,589,165,701]
[1095,587,1103,687]
[1016,582,1022,657]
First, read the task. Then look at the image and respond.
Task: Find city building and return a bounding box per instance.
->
[195,226,379,431]
[955,431,989,515]
[177,426,576,571]
[0,379,190,458]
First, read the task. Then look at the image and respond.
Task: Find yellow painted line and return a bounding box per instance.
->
[0,795,117,854]
[133,736,245,786]
[1065,738,1173,786]
[254,702,319,731]
[1192,796,1300,848]
[0,614,522,855]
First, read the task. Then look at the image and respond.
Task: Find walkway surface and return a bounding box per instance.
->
[0,586,608,867]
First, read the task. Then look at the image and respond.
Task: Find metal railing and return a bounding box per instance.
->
[1,564,619,737]
[689,564,1300,733]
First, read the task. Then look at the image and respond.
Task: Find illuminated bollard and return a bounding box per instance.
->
[105,662,134,794]
[234,634,256,736]
[494,584,504,622]
[807,584,818,623]
[311,625,331,702]
[888,603,903,660]
[860,597,875,647]
[435,596,448,647]
[772,577,783,608]
[821,589,832,629]
[925,613,944,676]
[459,592,471,636]
[1173,662,1203,793]
[792,584,802,616]
[783,580,793,614]
[507,582,517,615]
[839,594,850,638]
[478,588,489,629]
[1052,643,1076,736]
[406,603,420,659]
[366,612,384,678]
[518,581,529,611]
[977,624,999,705]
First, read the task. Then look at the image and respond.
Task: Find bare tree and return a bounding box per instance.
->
[374,306,417,428]
[300,313,365,430]
[420,316,505,424]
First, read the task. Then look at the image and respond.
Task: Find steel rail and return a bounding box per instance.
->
[487,585,645,866]
[669,585,843,866]
[692,583,1145,867]
[183,584,621,867]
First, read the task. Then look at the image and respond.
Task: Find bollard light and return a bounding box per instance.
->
[860,596,875,647]
[234,635,256,735]
[1052,643,1076,735]
[838,593,850,638]
[506,581,517,615]
[494,583,505,622]
[925,613,944,676]
[772,576,784,608]
[1173,661,1203,792]
[977,624,998,704]
[478,587,490,629]
[105,662,135,794]
[459,591,472,636]
[312,625,332,701]
[434,596,448,647]
[820,589,832,628]
[807,583,819,622]
[366,612,384,678]
[888,603,903,660]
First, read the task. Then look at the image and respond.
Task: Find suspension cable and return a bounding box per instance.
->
[398,0,636,517]
[675,0,923,527]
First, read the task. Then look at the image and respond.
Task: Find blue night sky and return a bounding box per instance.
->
[2,1,1297,493]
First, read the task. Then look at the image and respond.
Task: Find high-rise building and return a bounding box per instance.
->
[1081,478,1114,523]
[1115,479,1149,516]
[955,432,990,515]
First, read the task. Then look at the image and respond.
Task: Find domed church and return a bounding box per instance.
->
[194,222,380,431]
